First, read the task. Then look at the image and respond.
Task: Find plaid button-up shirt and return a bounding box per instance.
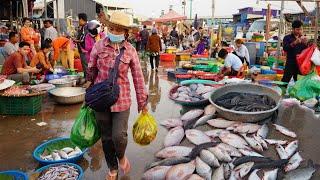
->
[87,38,148,112]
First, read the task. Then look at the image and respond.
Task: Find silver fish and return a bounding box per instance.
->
[160,118,183,129]
[204,129,230,138]
[275,144,289,159]
[147,157,191,169]
[285,140,299,157]
[207,118,236,128]
[196,157,212,180]
[186,129,211,145]
[223,163,232,179]
[211,165,225,180]
[156,146,192,159]
[265,139,287,145]
[216,143,242,157]
[187,174,205,180]
[248,169,260,180]
[58,150,68,159]
[257,124,269,139]
[142,166,171,180]
[253,135,268,150]
[200,149,220,167]
[67,150,81,158]
[181,109,204,122]
[219,132,249,149]
[242,134,264,152]
[208,147,232,162]
[283,160,317,180]
[239,149,264,157]
[165,160,196,180]
[52,152,61,161]
[233,123,261,134]
[61,147,74,154]
[234,162,254,178]
[164,126,184,147]
[204,104,216,115]
[193,114,215,128]
[285,152,303,172]
[273,124,297,138]
[263,169,278,180]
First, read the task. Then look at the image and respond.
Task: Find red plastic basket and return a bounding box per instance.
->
[160,53,176,61]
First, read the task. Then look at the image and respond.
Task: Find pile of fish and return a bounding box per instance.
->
[37,164,79,180]
[40,147,82,161]
[171,84,215,102]
[143,105,318,180]
[3,86,31,96]
[214,92,276,112]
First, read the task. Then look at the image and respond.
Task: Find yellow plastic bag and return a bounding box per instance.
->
[132,112,157,146]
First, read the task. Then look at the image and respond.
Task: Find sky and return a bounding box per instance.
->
[114,0,316,18]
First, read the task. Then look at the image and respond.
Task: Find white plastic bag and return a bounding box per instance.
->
[311,48,320,66]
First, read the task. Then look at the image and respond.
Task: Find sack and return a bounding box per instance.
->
[132,112,157,146]
[296,45,316,75]
[70,106,100,148]
[311,47,320,66]
[289,71,320,101]
[85,48,125,112]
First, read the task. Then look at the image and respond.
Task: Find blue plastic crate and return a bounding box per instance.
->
[0,171,28,180]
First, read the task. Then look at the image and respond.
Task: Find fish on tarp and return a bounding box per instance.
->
[181,109,204,122]
[219,132,249,149]
[273,124,297,138]
[160,118,183,129]
[241,134,264,152]
[196,157,212,180]
[200,149,220,167]
[216,143,242,157]
[156,146,192,159]
[211,165,225,180]
[263,169,278,180]
[147,157,191,170]
[186,129,211,145]
[207,118,236,128]
[189,142,219,159]
[165,160,196,180]
[233,162,255,178]
[205,129,230,139]
[193,114,216,128]
[276,144,289,159]
[285,140,299,157]
[164,126,184,147]
[253,134,268,150]
[233,123,261,134]
[257,123,269,139]
[142,166,171,180]
[282,160,318,180]
[232,156,272,167]
[204,104,216,115]
[208,146,232,162]
[285,152,303,172]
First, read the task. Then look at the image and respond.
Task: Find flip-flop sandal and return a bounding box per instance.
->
[106,171,118,180]
[119,156,131,175]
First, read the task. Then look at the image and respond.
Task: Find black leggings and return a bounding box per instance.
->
[150,55,160,69]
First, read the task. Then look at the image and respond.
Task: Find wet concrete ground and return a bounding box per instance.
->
[0,59,320,179]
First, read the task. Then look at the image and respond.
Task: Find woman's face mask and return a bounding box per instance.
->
[108,32,125,43]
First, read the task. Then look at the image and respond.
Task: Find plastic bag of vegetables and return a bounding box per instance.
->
[132,112,157,146]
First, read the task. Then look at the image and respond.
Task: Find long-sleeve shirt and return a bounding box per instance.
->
[147,34,162,53]
[20,26,36,45]
[235,44,250,64]
[87,38,148,112]
[30,51,52,70]
[44,26,58,41]
[84,33,105,63]
[283,34,307,65]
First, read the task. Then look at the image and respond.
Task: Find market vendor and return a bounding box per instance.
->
[1,42,40,83]
[218,48,243,76]
[30,40,54,73]
[52,36,75,69]
[234,39,250,65]
[282,20,308,83]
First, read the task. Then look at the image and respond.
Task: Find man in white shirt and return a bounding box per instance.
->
[44,20,58,41]
[218,48,243,76]
[3,32,19,58]
[234,39,250,65]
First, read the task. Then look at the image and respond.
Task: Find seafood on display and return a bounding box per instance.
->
[40,147,82,161]
[37,164,79,180]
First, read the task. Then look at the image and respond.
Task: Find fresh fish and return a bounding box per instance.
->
[252,159,289,170]
[142,166,171,180]
[285,152,303,172]
[160,118,183,129]
[233,156,272,167]
[275,144,289,159]
[52,152,61,161]
[204,104,216,115]
[263,169,278,180]
[233,123,261,134]
[242,134,264,152]
[147,157,191,169]
[37,164,79,180]
[156,146,192,159]
[67,150,81,158]
[223,163,232,179]
[193,114,215,128]
[253,135,268,150]
[200,149,220,167]
[273,124,297,138]
[205,129,230,138]
[285,140,298,157]
[283,160,317,180]
[257,124,269,139]
[248,169,260,180]
[61,147,74,154]
[219,132,249,149]
[164,126,184,147]
[187,174,205,180]
[207,118,236,128]
[189,142,219,159]
[226,122,241,131]
[216,143,242,157]
[265,139,287,145]
[181,109,204,122]
[239,149,264,157]
[58,150,68,159]
[196,157,212,180]
[165,160,196,180]
[211,165,225,180]
[208,147,232,162]
[186,129,211,145]
[234,162,254,178]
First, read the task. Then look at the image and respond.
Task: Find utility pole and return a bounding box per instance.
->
[189,0,193,19]
[182,0,186,16]
[315,1,319,44]
[277,0,285,57]
[44,0,47,19]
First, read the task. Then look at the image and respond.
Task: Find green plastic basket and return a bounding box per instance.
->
[0,95,43,115]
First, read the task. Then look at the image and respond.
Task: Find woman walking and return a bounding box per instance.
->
[84,11,148,180]
[147,28,162,72]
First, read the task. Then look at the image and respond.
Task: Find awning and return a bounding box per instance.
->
[154,10,187,23]
[247,14,264,20]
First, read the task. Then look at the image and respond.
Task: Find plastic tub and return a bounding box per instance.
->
[0,170,28,180]
[160,53,176,61]
[35,163,84,180]
[261,69,276,75]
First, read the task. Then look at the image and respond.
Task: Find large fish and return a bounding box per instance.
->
[186,129,211,145]
[196,157,212,180]
[275,144,289,159]
[142,166,171,180]
[181,109,204,122]
[193,114,215,128]
[283,160,318,180]
[233,123,261,134]
[273,124,297,138]
[160,118,183,129]
[257,123,269,139]
[147,157,191,169]
[285,140,298,157]
[263,169,278,180]
[207,118,236,128]
[204,104,216,115]
[252,159,289,170]
[242,134,264,152]
[165,160,196,180]
[156,146,192,159]
[164,126,184,147]
[208,146,232,162]
[200,149,220,167]
[216,143,242,157]
[219,132,249,149]
[211,165,225,180]
[285,152,303,172]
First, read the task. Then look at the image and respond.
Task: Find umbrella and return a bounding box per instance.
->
[193,14,199,29]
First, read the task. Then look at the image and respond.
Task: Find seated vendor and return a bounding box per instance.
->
[193,38,206,55]
[30,41,53,73]
[1,42,40,83]
[218,48,243,76]
[52,36,74,69]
